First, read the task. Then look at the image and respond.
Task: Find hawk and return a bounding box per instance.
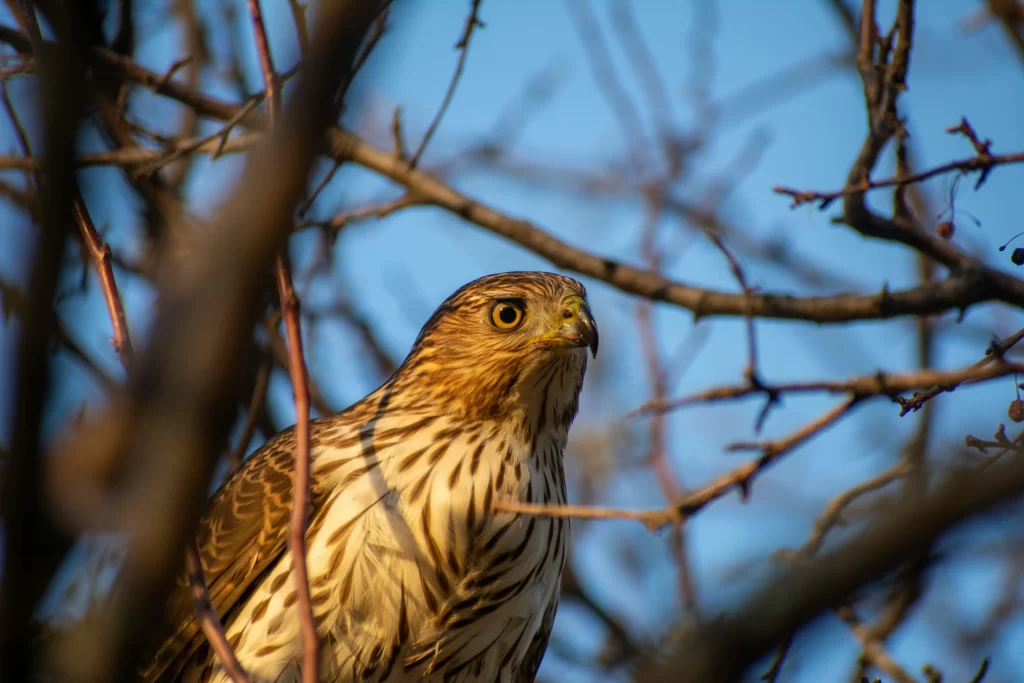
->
[142,271,598,683]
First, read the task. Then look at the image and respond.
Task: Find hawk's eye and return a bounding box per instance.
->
[490,301,524,329]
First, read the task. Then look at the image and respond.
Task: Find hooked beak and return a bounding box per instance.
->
[557,301,599,358]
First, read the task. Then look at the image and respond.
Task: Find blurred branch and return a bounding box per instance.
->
[561,561,640,667]
[297,192,423,234]
[565,0,649,172]
[499,395,858,530]
[987,0,1024,63]
[226,351,272,470]
[76,176,245,681]
[639,451,1024,683]
[43,3,383,681]
[761,636,794,683]
[786,457,914,561]
[0,1,93,679]
[0,131,260,170]
[265,315,334,415]
[408,0,484,169]
[837,603,919,683]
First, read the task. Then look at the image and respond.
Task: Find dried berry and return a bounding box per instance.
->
[936,221,955,240]
[1013,248,1024,266]
[1009,399,1024,422]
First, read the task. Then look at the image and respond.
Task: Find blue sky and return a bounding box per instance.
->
[2,1,1024,681]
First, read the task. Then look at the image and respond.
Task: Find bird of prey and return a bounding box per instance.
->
[142,271,598,683]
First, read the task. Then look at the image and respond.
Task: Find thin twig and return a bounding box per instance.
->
[784,458,915,561]
[0,133,259,170]
[774,149,1024,208]
[185,543,251,683]
[71,196,133,369]
[226,352,272,471]
[273,259,318,683]
[136,99,261,176]
[837,603,920,683]
[408,0,484,169]
[499,397,858,530]
[636,189,699,612]
[246,2,319,681]
[297,193,422,234]
[565,0,648,173]
[761,634,794,683]
[492,501,675,530]
[704,230,759,385]
[632,360,1024,417]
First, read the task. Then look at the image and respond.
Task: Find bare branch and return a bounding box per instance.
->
[639,452,1024,683]
[71,196,133,369]
[837,603,920,683]
[246,1,319,680]
[58,31,1024,322]
[184,544,250,683]
[45,4,383,681]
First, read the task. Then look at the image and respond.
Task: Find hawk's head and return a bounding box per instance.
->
[392,272,598,426]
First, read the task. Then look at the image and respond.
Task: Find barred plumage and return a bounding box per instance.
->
[142,272,598,683]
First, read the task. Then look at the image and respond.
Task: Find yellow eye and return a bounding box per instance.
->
[490,302,524,329]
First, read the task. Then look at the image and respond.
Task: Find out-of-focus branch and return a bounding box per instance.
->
[43,4,383,682]
[78,177,248,681]
[837,603,919,683]
[638,452,1024,683]
[785,457,914,561]
[987,0,1024,63]
[408,0,484,168]
[0,132,259,170]
[226,352,272,470]
[565,0,649,172]
[0,1,93,679]
[265,316,334,416]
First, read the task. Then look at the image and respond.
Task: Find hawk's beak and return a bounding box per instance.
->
[557,302,599,358]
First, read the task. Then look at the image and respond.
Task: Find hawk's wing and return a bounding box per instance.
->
[140,418,335,683]
[514,596,558,683]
